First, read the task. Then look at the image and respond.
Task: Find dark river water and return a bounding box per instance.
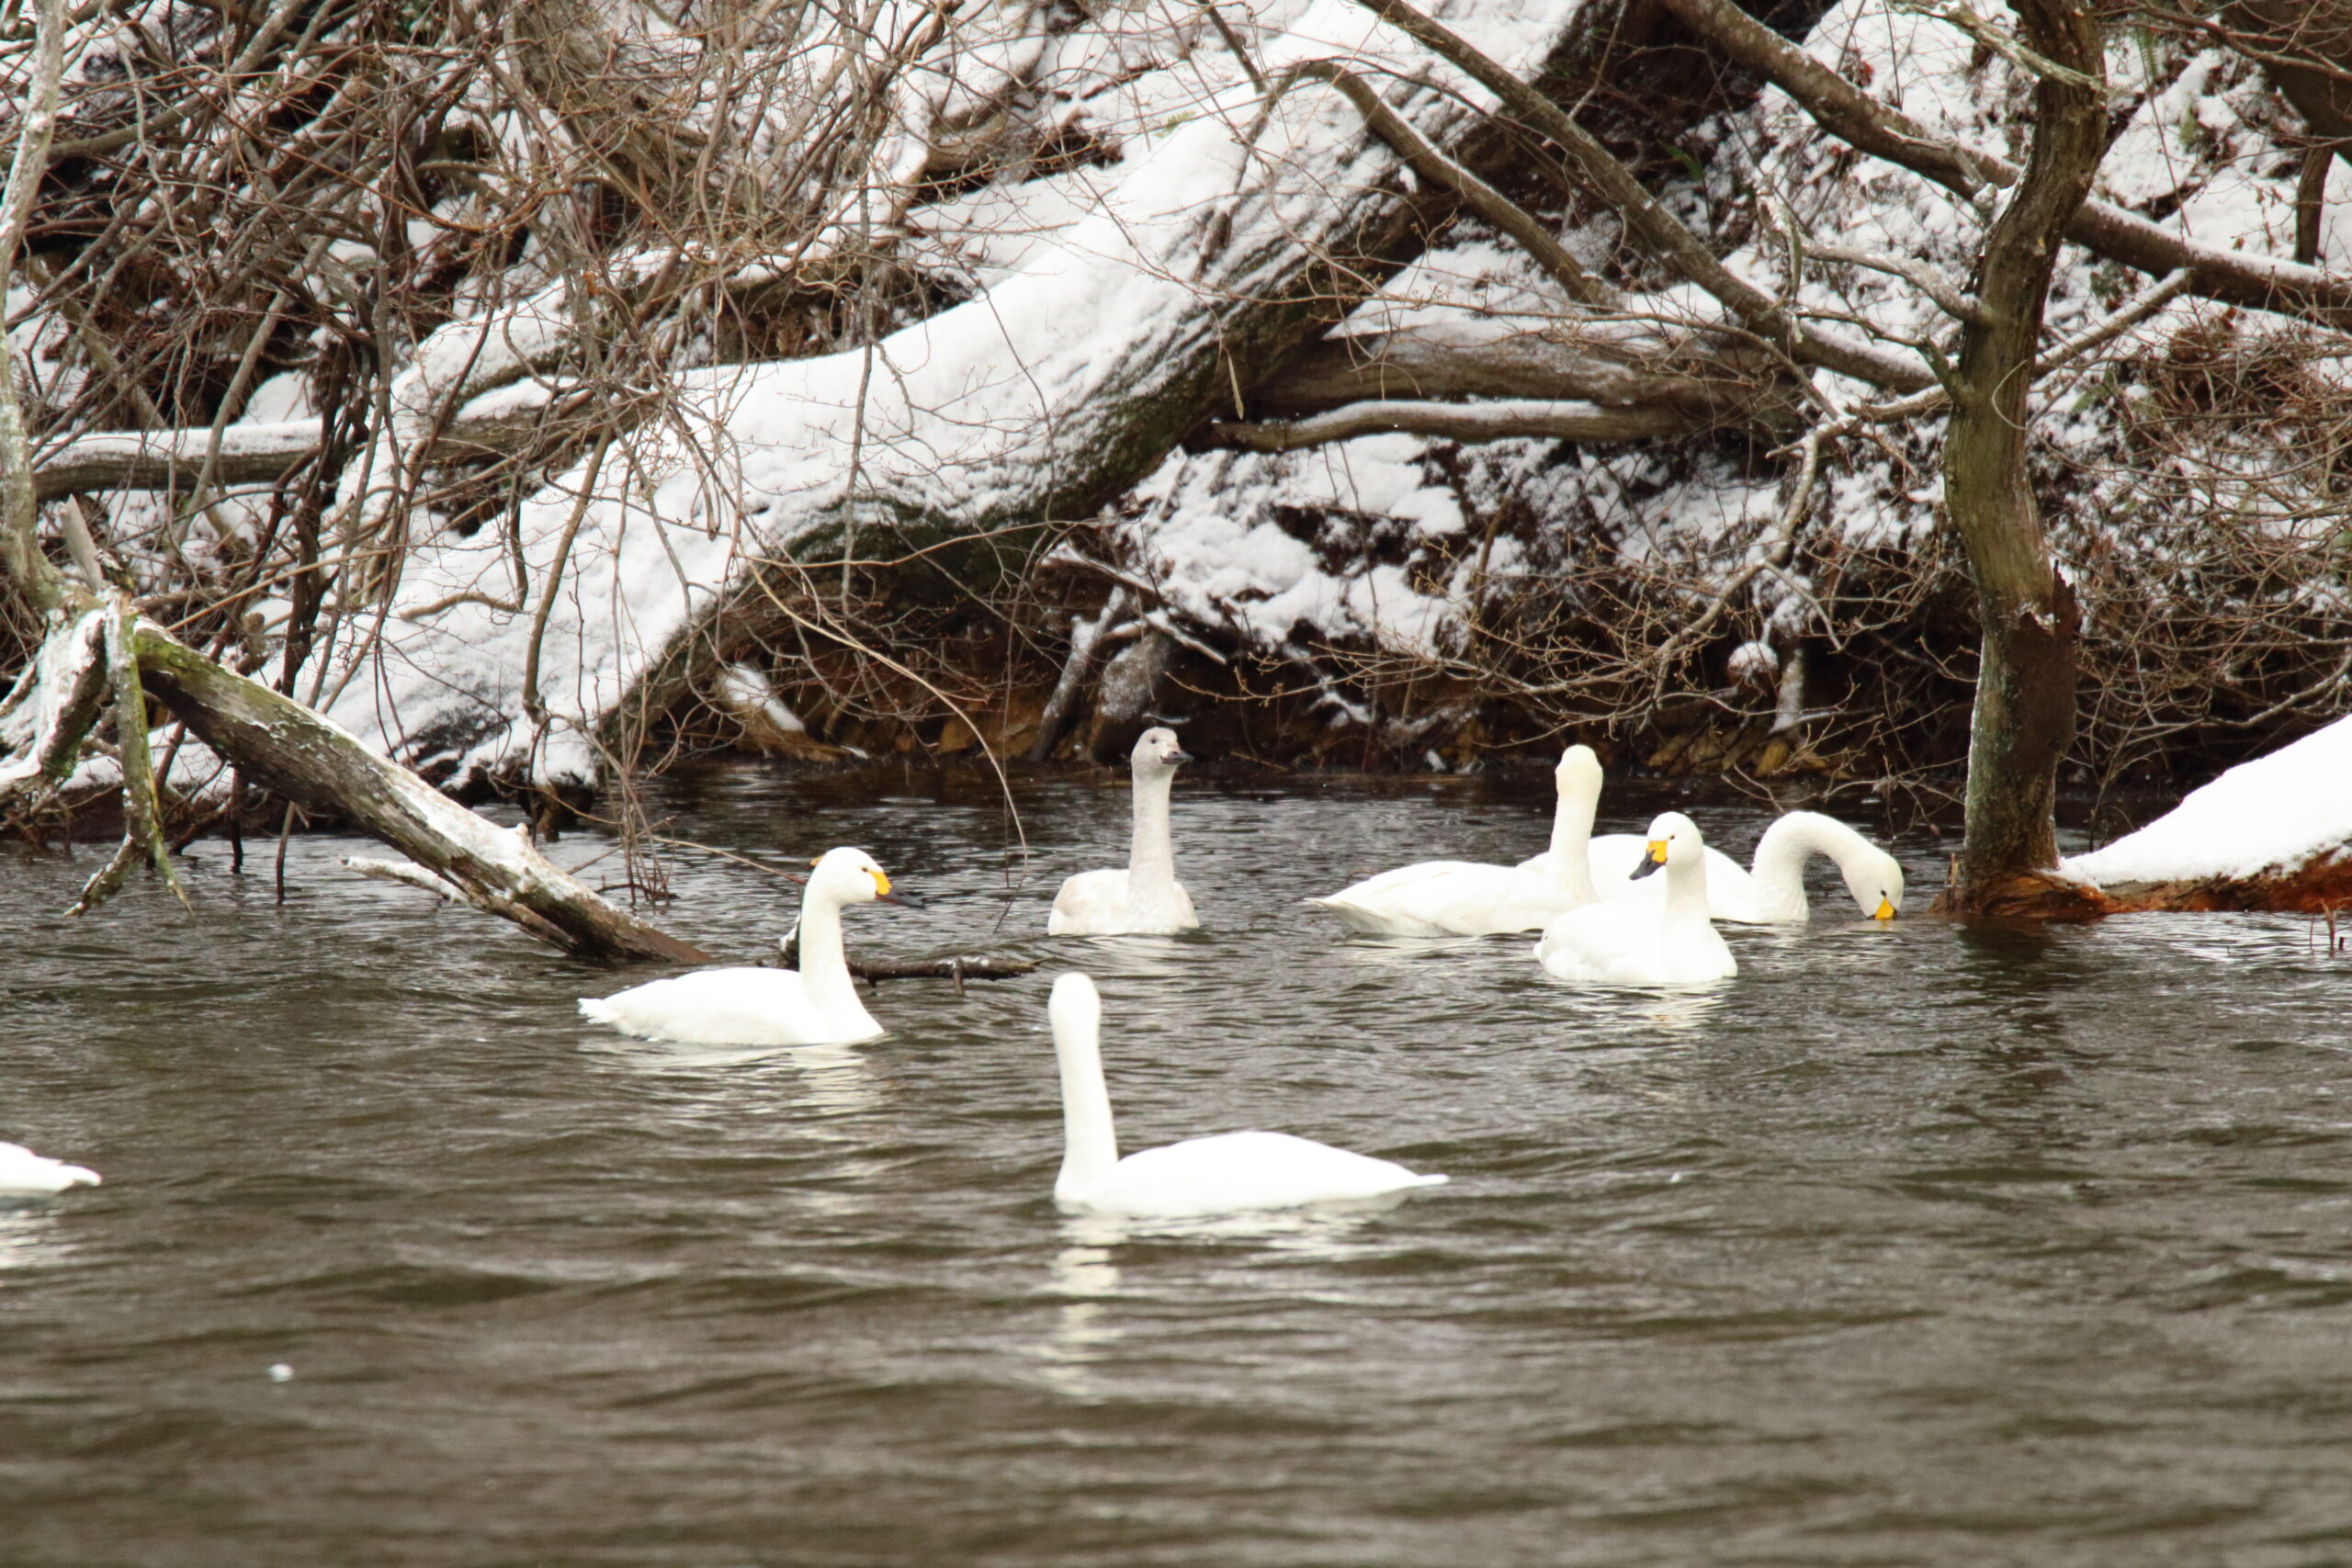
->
[6,763,2352,1567]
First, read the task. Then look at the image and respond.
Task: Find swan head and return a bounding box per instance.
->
[1555,743,1602,797]
[1049,971,1102,1043]
[1131,726,1192,774]
[1642,811,1706,867]
[808,846,908,907]
[1842,847,1905,921]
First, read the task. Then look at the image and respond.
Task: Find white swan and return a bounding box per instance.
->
[579,847,905,1045]
[1591,810,1904,923]
[1534,812,1737,986]
[1310,745,1604,936]
[1049,728,1199,935]
[1047,974,1448,1218]
[1501,749,1747,917]
[0,1142,100,1194]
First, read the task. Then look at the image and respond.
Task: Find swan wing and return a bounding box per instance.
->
[1048,868,1131,935]
[1312,862,1577,936]
[1050,869,1195,934]
[1073,1131,1447,1217]
[0,1141,101,1193]
[1533,902,1665,984]
[579,967,840,1045]
[1535,901,1737,986]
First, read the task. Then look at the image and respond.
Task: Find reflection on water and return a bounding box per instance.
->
[1035,1244,1123,1399]
[0,1205,73,1271]
[5,767,2352,1567]
[581,1035,885,1117]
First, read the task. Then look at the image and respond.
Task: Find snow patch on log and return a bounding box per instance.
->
[2066,716,2352,888]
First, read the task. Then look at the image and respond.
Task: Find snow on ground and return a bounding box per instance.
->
[50,0,2351,789]
[320,0,1596,786]
[1119,0,2352,704]
[2067,716,2352,886]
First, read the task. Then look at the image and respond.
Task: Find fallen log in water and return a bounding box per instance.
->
[779,927,1036,994]
[853,954,1039,995]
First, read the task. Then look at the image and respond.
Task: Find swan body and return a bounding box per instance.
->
[1572,811,1903,923]
[1049,728,1199,935]
[1313,745,1604,936]
[0,1142,100,1194]
[580,847,903,1045]
[1535,812,1737,986]
[1047,974,1447,1218]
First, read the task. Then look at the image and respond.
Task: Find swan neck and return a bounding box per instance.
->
[1126,769,1176,891]
[1666,849,1712,919]
[1545,773,1600,899]
[1751,815,1859,918]
[1055,1020,1120,1200]
[794,887,866,1021]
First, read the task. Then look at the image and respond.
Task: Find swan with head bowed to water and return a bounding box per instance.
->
[1309,744,1606,936]
[0,1142,100,1194]
[1046,974,1448,1218]
[1534,812,1738,986]
[1048,728,1199,936]
[579,847,908,1045]
[1586,810,1905,924]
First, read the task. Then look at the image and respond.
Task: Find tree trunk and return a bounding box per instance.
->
[1939,0,2107,915]
[2224,2,2352,172]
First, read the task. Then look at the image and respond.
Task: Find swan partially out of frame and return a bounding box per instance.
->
[0,1142,101,1195]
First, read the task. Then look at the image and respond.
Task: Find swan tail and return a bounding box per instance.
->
[577,998,621,1025]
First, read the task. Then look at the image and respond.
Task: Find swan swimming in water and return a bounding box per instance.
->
[1309,745,1604,936]
[1534,812,1738,986]
[1046,974,1448,1218]
[579,847,907,1045]
[0,1142,101,1195]
[1048,728,1199,936]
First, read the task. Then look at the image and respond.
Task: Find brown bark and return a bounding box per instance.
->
[1204,397,1698,450]
[1938,0,2107,914]
[2222,2,2352,166]
[2091,852,2352,916]
[1250,325,1792,424]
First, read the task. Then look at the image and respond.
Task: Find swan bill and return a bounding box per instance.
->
[1873,897,1896,921]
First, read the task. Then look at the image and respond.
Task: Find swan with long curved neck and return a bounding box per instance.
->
[1596,810,1904,923]
[1048,728,1199,935]
[578,847,906,1044]
[1047,974,1447,1218]
[1534,812,1737,985]
[0,1142,100,1194]
[1311,745,1604,936]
